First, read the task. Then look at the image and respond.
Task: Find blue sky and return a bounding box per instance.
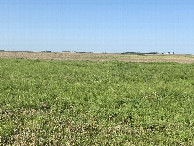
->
[0,0,194,54]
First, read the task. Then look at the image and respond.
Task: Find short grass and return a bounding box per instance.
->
[79,54,194,61]
[0,58,194,145]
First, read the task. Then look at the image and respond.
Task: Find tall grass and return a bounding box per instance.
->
[0,58,193,145]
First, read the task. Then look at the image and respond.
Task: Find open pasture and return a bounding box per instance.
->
[0,51,194,63]
[0,58,194,145]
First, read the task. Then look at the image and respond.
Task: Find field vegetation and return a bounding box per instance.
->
[0,58,194,145]
[0,52,194,63]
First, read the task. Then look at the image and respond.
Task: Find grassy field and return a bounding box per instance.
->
[0,51,194,63]
[0,58,194,145]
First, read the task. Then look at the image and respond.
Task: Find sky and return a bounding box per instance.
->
[0,0,194,54]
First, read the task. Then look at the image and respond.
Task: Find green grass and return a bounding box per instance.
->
[0,58,194,145]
